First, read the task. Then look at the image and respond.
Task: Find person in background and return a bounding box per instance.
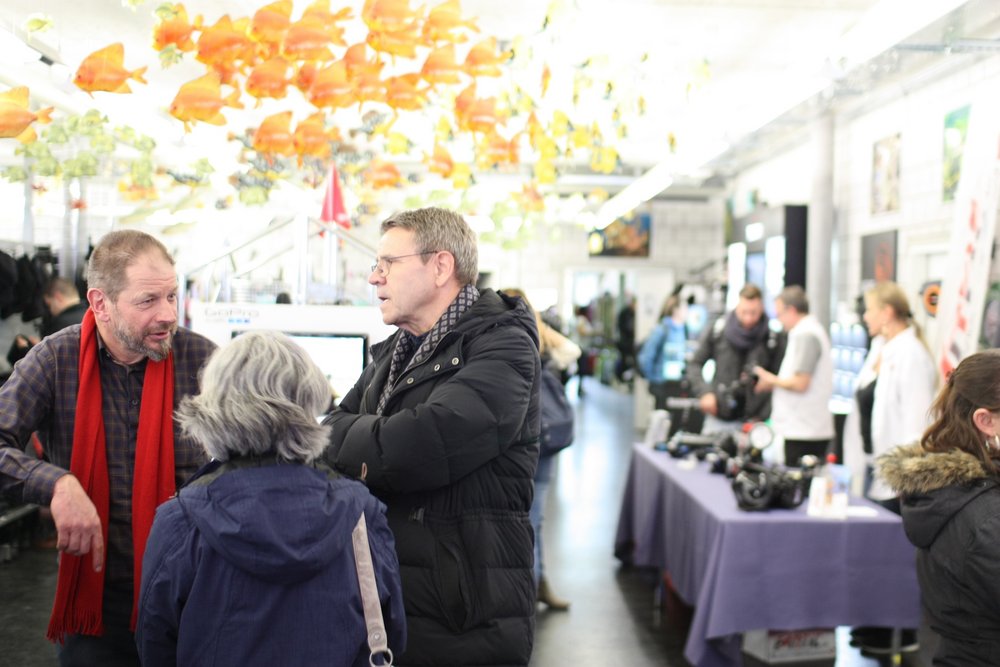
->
[41,278,89,338]
[686,283,784,434]
[615,294,636,384]
[136,331,405,667]
[863,281,938,506]
[0,230,217,666]
[275,292,292,304]
[322,207,540,667]
[639,294,689,412]
[843,297,886,494]
[503,287,580,611]
[7,277,89,368]
[878,350,1000,665]
[571,304,596,397]
[753,285,834,466]
[850,281,936,656]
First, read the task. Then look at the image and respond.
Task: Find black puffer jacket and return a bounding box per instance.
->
[324,289,540,667]
[879,444,1000,666]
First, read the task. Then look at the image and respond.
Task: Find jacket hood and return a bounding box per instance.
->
[176,464,361,584]
[878,443,999,548]
[459,288,539,346]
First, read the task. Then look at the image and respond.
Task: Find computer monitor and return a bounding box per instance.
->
[231,330,369,402]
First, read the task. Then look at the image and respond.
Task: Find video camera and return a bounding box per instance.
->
[713,365,759,422]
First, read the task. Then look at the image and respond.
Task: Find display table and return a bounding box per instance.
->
[614,445,920,667]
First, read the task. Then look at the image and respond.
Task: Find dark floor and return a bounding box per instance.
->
[1,377,935,666]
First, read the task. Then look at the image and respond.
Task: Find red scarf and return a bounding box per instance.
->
[47,308,176,642]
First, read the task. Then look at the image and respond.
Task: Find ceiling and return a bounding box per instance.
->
[0,0,994,233]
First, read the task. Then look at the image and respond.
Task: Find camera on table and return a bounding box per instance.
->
[730,459,818,512]
[662,430,736,460]
[714,366,759,422]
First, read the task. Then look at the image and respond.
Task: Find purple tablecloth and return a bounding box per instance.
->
[614,444,921,667]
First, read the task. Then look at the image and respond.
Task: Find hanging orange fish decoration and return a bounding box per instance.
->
[196,16,255,70]
[453,82,476,128]
[366,24,421,59]
[307,61,355,109]
[450,162,472,189]
[153,3,203,53]
[476,130,518,168]
[465,96,503,134]
[353,70,386,106]
[362,159,402,189]
[422,0,478,45]
[463,37,510,77]
[73,43,148,94]
[0,87,53,143]
[169,72,243,132]
[514,182,545,213]
[252,111,295,157]
[541,64,551,97]
[362,0,423,35]
[292,112,338,164]
[283,16,342,61]
[294,62,318,93]
[420,44,462,86]
[343,43,384,79]
[250,0,293,56]
[424,142,454,178]
[246,57,291,104]
[302,1,354,30]
[384,73,427,111]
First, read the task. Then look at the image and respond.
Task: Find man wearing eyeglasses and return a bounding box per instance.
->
[323,207,541,667]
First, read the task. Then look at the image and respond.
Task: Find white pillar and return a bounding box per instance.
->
[807,113,835,327]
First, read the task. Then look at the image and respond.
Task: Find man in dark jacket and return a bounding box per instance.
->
[7,277,89,368]
[41,277,89,337]
[323,207,541,667]
[685,283,784,433]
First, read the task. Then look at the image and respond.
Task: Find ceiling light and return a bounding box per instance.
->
[595,0,969,224]
[592,161,673,230]
[0,27,40,65]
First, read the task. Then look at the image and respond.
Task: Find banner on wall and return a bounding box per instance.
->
[934,100,1000,378]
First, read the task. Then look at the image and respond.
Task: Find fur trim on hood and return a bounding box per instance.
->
[878,443,992,496]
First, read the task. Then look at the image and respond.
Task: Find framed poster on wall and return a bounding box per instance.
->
[588,211,651,257]
[872,133,901,214]
[943,104,971,202]
[861,230,897,283]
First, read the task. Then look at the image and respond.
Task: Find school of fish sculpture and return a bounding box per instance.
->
[6,0,652,220]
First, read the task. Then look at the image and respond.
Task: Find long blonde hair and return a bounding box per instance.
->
[502,287,561,356]
[866,281,929,350]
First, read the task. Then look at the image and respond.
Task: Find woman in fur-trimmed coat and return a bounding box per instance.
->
[878,350,1000,666]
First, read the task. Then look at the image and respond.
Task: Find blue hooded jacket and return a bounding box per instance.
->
[136,460,406,667]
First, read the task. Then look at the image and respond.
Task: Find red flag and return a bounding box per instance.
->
[321,163,350,229]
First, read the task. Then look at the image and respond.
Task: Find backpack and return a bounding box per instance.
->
[539,368,574,456]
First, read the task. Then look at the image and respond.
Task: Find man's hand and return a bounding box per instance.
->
[698,392,718,416]
[753,365,776,392]
[50,474,104,572]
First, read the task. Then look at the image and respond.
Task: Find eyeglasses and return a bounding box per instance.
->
[370,251,438,277]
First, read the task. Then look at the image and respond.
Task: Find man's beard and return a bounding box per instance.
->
[111,313,175,362]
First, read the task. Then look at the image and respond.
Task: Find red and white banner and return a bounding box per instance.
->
[935,100,1000,378]
[320,162,350,229]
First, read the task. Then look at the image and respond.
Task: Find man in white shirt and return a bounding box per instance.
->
[754,286,834,466]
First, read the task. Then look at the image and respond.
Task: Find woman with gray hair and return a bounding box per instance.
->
[136,331,405,667]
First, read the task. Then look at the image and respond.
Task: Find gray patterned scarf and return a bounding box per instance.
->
[376,284,480,414]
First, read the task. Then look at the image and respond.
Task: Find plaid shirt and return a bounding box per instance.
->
[0,324,216,590]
